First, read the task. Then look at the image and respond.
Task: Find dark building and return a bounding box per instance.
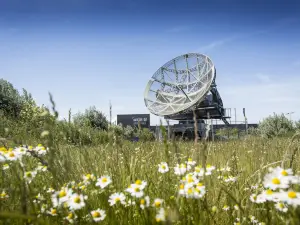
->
[117,114,150,128]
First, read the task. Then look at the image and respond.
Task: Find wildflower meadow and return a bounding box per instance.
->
[1,123,300,224]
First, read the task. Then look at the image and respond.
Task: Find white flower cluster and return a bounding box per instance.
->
[250,166,300,211]
[51,187,87,211]
[0,144,48,162]
[168,159,216,199]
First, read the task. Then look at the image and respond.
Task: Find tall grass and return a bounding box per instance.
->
[1,131,300,224]
[1,98,300,224]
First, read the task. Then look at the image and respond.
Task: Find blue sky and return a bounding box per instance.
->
[1,0,300,125]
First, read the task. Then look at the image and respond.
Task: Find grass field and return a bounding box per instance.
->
[1,132,300,225]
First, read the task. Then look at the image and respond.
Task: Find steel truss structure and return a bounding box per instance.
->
[144,53,230,127]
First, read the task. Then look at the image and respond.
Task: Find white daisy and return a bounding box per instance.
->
[2,164,9,170]
[125,183,144,198]
[222,205,230,211]
[250,194,266,204]
[158,162,169,173]
[0,191,9,199]
[95,175,112,189]
[174,164,190,175]
[205,164,215,175]
[34,144,48,156]
[155,208,166,222]
[14,146,30,156]
[91,209,106,222]
[256,189,279,202]
[184,173,199,185]
[153,198,163,208]
[193,166,204,177]
[24,171,37,183]
[133,179,147,189]
[224,176,237,183]
[51,187,73,207]
[66,212,77,223]
[83,174,96,185]
[140,196,150,209]
[275,202,288,212]
[68,193,86,210]
[186,158,196,166]
[276,190,300,206]
[4,150,21,161]
[108,192,126,206]
[263,172,290,190]
[48,208,57,216]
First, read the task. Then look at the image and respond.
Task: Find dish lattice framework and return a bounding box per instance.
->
[144,53,215,117]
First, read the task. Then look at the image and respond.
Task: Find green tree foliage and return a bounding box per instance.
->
[73,106,108,131]
[137,128,155,142]
[295,120,300,130]
[258,113,295,138]
[0,79,23,118]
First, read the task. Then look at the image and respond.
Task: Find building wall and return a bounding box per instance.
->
[117,114,150,128]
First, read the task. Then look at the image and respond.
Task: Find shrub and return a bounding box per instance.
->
[73,106,108,131]
[0,79,23,118]
[258,113,295,138]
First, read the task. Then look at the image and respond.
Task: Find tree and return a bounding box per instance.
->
[0,79,23,118]
[73,106,108,131]
[258,113,295,138]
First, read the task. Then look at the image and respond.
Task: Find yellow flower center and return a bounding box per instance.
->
[272,178,281,184]
[162,165,166,169]
[288,191,297,199]
[187,188,193,195]
[140,199,145,205]
[115,197,120,202]
[74,196,81,203]
[266,189,273,195]
[135,180,142,185]
[195,167,200,172]
[38,144,42,147]
[278,203,284,208]
[9,152,15,157]
[187,177,194,183]
[102,177,107,183]
[197,182,203,187]
[59,191,66,198]
[134,187,140,192]
[51,209,57,214]
[26,172,32,177]
[155,201,161,207]
[188,158,192,161]
[92,211,101,218]
[206,164,211,168]
[179,184,184,189]
[281,170,288,176]
[68,213,74,219]
[86,174,91,179]
[0,192,7,198]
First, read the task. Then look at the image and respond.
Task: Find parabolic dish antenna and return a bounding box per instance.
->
[144,53,215,117]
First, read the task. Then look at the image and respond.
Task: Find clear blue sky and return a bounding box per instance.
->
[1,0,300,125]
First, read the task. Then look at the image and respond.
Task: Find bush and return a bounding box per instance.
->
[73,106,108,131]
[258,113,295,138]
[0,79,23,118]
[137,128,155,142]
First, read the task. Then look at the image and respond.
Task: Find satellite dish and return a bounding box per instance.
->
[144,53,216,117]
